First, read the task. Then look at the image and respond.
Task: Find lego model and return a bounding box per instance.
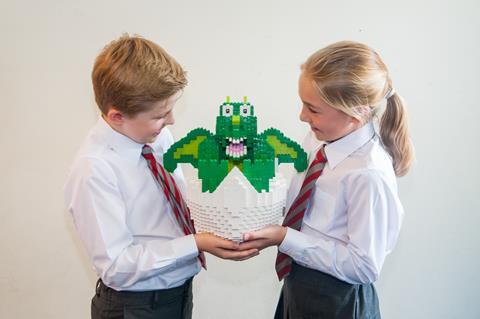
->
[164,97,307,241]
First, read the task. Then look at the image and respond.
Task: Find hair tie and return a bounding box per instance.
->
[385,87,396,100]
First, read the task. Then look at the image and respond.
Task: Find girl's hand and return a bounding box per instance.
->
[239,225,287,251]
[194,233,259,261]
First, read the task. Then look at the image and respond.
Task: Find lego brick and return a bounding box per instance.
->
[187,167,287,242]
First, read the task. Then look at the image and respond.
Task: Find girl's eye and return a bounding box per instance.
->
[305,104,319,114]
[222,104,233,117]
[240,104,250,117]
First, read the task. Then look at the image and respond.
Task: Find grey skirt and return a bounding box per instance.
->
[274,263,381,319]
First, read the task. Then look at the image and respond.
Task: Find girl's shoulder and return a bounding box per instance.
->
[343,135,397,182]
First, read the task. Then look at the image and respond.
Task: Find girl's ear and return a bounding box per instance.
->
[349,116,365,131]
[351,105,370,125]
[350,116,362,125]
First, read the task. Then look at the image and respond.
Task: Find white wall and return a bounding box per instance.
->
[1,0,479,318]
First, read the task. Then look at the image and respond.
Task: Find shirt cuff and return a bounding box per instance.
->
[279,227,311,264]
[171,234,200,263]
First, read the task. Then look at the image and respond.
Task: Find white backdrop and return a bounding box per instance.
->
[1,0,479,318]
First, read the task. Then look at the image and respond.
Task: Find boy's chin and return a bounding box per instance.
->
[130,135,157,145]
[145,136,158,144]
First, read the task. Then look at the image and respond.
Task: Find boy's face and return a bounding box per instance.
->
[298,74,360,143]
[115,92,181,144]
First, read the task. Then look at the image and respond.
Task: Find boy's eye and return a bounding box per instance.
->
[153,111,171,120]
[222,104,233,117]
[240,104,250,117]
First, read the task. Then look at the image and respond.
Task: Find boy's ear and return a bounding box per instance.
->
[105,107,125,124]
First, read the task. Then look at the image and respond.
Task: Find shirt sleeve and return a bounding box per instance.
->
[279,170,403,284]
[64,156,199,289]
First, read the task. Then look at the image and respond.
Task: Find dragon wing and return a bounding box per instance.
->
[163,128,214,172]
[259,128,308,172]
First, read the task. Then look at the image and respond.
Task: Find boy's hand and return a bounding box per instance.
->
[194,233,259,261]
[239,225,287,251]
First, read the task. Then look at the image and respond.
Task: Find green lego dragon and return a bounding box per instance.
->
[163,97,308,193]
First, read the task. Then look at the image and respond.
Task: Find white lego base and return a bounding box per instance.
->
[187,167,287,242]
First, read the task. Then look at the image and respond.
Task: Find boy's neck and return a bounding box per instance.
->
[101,114,131,141]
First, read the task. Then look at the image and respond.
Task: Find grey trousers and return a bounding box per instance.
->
[91,278,193,319]
[274,263,381,319]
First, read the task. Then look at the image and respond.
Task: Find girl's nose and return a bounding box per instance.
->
[299,106,309,123]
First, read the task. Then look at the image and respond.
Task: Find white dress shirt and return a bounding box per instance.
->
[64,117,201,291]
[279,122,404,284]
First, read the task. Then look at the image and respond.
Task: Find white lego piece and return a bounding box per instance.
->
[187,166,287,242]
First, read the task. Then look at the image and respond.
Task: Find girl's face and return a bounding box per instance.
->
[298,73,360,142]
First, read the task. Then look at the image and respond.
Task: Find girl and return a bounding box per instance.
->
[241,41,414,318]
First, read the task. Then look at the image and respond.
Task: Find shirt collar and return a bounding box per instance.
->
[94,117,145,163]
[313,122,375,169]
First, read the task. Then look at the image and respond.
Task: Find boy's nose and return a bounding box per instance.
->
[166,113,175,125]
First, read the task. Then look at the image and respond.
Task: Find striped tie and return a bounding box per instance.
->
[142,145,206,269]
[275,145,327,280]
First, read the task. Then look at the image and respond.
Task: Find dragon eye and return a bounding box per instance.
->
[222,104,233,117]
[240,104,250,117]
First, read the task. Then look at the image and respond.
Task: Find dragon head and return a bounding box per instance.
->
[216,96,257,161]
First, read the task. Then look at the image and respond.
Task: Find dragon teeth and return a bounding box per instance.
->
[225,143,248,158]
[226,137,247,144]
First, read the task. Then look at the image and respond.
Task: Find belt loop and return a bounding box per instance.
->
[95,279,102,296]
[186,278,192,292]
[151,290,160,309]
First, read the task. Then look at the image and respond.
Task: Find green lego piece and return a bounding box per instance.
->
[260,128,308,172]
[163,98,308,192]
[163,128,213,172]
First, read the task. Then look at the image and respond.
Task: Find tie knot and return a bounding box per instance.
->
[142,145,154,159]
[315,146,327,164]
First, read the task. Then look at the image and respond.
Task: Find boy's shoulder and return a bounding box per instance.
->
[74,118,117,161]
[67,118,122,180]
[70,119,176,169]
[79,118,173,153]
[65,125,114,186]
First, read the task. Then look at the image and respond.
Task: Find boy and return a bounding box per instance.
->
[64,35,258,319]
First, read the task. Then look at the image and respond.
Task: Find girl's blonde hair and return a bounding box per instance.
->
[302,41,413,176]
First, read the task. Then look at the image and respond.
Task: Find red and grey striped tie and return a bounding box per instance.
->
[275,145,327,280]
[142,145,206,269]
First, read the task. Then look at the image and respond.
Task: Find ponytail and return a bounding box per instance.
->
[379,93,414,176]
